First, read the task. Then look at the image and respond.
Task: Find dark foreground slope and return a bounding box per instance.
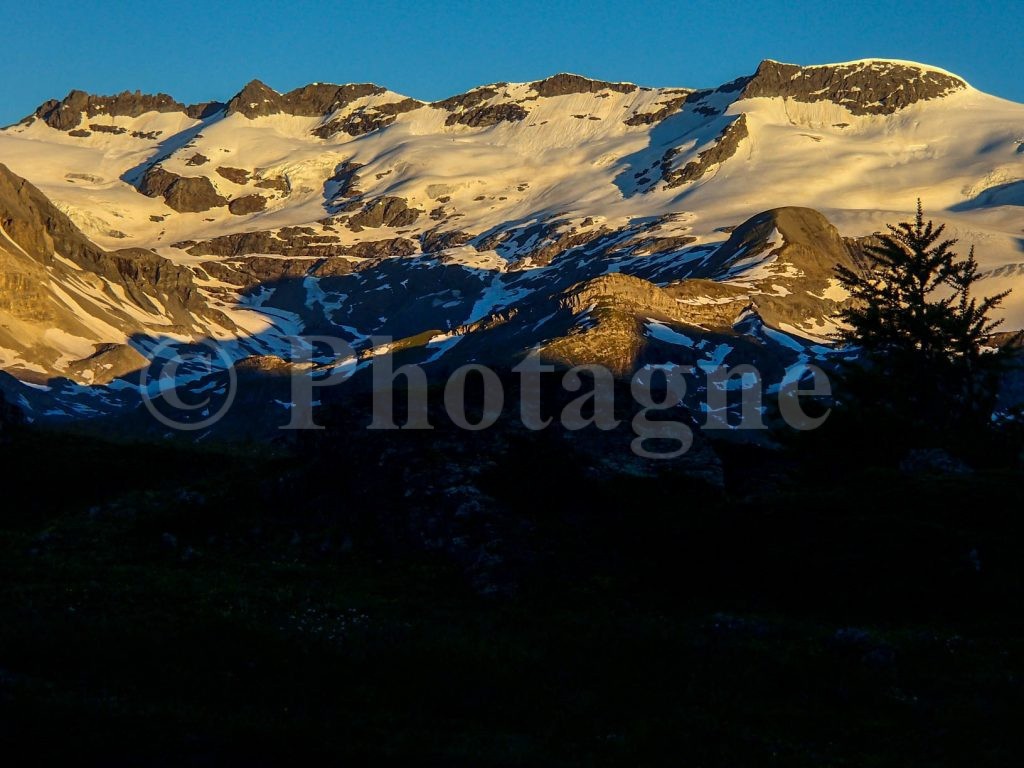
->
[0,417,1022,766]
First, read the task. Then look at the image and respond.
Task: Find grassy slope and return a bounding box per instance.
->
[0,427,1022,766]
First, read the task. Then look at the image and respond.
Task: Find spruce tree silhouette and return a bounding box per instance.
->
[832,201,1015,442]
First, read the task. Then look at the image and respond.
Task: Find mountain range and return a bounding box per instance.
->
[1,57,1022,427]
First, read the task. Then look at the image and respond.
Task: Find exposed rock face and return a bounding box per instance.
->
[420,228,474,253]
[0,162,232,379]
[225,79,282,118]
[347,197,422,230]
[89,123,127,135]
[228,194,268,215]
[254,175,290,193]
[664,280,750,328]
[661,115,748,188]
[543,273,683,375]
[740,59,967,114]
[706,206,854,277]
[185,101,226,119]
[29,89,220,130]
[323,161,363,203]
[561,272,686,318]
[137,167,178,198]
[521,228,606,267]
[200,255,353,288]
[162,176,228,213]
[694,206,858,330]
[225,80,388,118]
[32,90,185,130]
[628,234,697,255]
[529,73,637,97]
[431,84,532,127]
[177,227,416,261]
[285,82,389,115]
[472,215,613,267]
[623,91,693,126]
[138,166,228,212]
[64,343,147,385]
[311,98,422,138]
[432,86,502,113]
[445,102,528,128]
[192,232,423,287]
[179,229,337,258]
[216,166,250,184]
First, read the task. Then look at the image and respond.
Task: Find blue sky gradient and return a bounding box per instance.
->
[2,0,1021,125]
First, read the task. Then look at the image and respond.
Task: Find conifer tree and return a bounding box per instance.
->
[833,201,1014,435]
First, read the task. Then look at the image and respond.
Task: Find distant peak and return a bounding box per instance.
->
[28,89,194,131]
[760,57,966,80]
[239,78,278,94]
[530,72,638,97]
[739,58,967,115]
[226,80,389,118]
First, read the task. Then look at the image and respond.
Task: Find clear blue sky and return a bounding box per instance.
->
[3,0,1022,124]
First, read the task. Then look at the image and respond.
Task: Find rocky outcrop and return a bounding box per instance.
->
[224,80,281,118]
[254,175,290,193]
[323,161,363,203]
[661,115,748,188]
[740,59,967,115]
[420,228,474,253]
[225,80,388,119]
[89,123,127,135]
[216,166,250,184]
[64,343,147,385]
[445,102,528,128]
[137,167,178,198]
[347,196,422,230]
[311,97,422,138]
[0,163,233,380]
[693,206,858,330]
[0,166,207,323]
[195,235,422,287]
[162,176,228,213]
[544,273,681,375]
[338,238,418,260]
[663,280,750,328]
[177,226,416,261]
[529,73,637,97]
[185,101,226,120]
[627,234,698,255]
[432,86,502,113]
[228,194,268,215]
[138,166,228,212]
[29,89,220,130]
[623,91,693,126]
[561,273,684,318]
[200,255,353,287]
[431,84,531,127]
[32,90,183,130]
[179,229,339,258]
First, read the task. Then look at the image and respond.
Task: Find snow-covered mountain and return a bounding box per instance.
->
[1,58,1022,424]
